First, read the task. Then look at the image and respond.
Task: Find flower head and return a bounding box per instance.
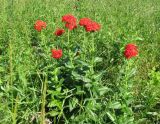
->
[79,18,92,27]
[65,23,77,30]
[62,14,77,24]
[62,14,77,30]
[51,49,63,59]
[85,21,101,32]
[124,43,138,59]
[34,20,46,32]
[54,28,65,36]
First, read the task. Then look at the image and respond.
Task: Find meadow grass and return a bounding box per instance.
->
[0,0,160,124]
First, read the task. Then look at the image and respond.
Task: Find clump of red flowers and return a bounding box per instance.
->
[79,18,101,32]
[54,28,65,36]
[65,23,77,30]
[62,14,76,24]
[34,14,103,60]
[62,14,77,30]
[124,43,138,59]
[85,21,101,32]
[79,18,92,27]
[51,49,63,59]
[34,20,47,32]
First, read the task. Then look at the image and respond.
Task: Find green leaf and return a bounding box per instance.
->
[48,111,60,117]
[0,79,2,84]
[147,112,158,116]
[48,100,62,109]
[99,87,111,96]
[134,37,143,41]
[1,86,5,91]
[85,83,92,88]
[0,67,4,72]
[65,62,74,69]
[69,97,78,112]
[72,71,92,83]
[109,101,122,109]
[72,71,81,78]
[106,111,115,122]
[93,71,105,80]
[76,86,85,95]
[56,87,61,92]
[137,118,148,123]
[82,77,92,83]
[94,57,103,63]
[76,60,90,67]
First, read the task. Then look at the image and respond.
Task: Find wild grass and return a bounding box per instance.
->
[0,0,160,124]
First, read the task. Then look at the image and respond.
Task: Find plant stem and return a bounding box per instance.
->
[12,95,19,124]
[68,29,70,45]
[9,40,13,88]
[41,74,47,124]
[91,33,95,73]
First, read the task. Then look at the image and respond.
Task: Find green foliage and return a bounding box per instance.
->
[0,0,160,124]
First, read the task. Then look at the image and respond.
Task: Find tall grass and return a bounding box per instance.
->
[0,0,160,123]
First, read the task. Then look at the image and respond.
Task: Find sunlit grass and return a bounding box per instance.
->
[0,0,160,123]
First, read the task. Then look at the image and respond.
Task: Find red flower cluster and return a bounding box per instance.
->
[54,28,65,36]
[79,18,101,32]
[124,43,138,59]
[34,14,102,60]
[51,49,63,59]
[62,14,77,30]
[79,18,92,27]
[85,22,101,32]
[62,14,76,23]
[34,20,47,32]
[34,16,140,61]
[65,23,77,30]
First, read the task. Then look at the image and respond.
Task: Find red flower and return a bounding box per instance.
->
[62,14,77,30]
[54,28,65,36]
[85,21,101,32]
[79,18,92,27]
[65,23,77,30]
[124,43,138,59]
[51,49,63,59]
[34,20,46,32]
[62,14,77,24]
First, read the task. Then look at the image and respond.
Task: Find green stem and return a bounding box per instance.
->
[41,74,47,124]
[9,40,13,88]
[67,29,70,45]
[90,33,95,73]
[12,95,18,124]
[67,29,74,66]
[54,116,56,124]
[9,39,15,119]
[83,31,87,59]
